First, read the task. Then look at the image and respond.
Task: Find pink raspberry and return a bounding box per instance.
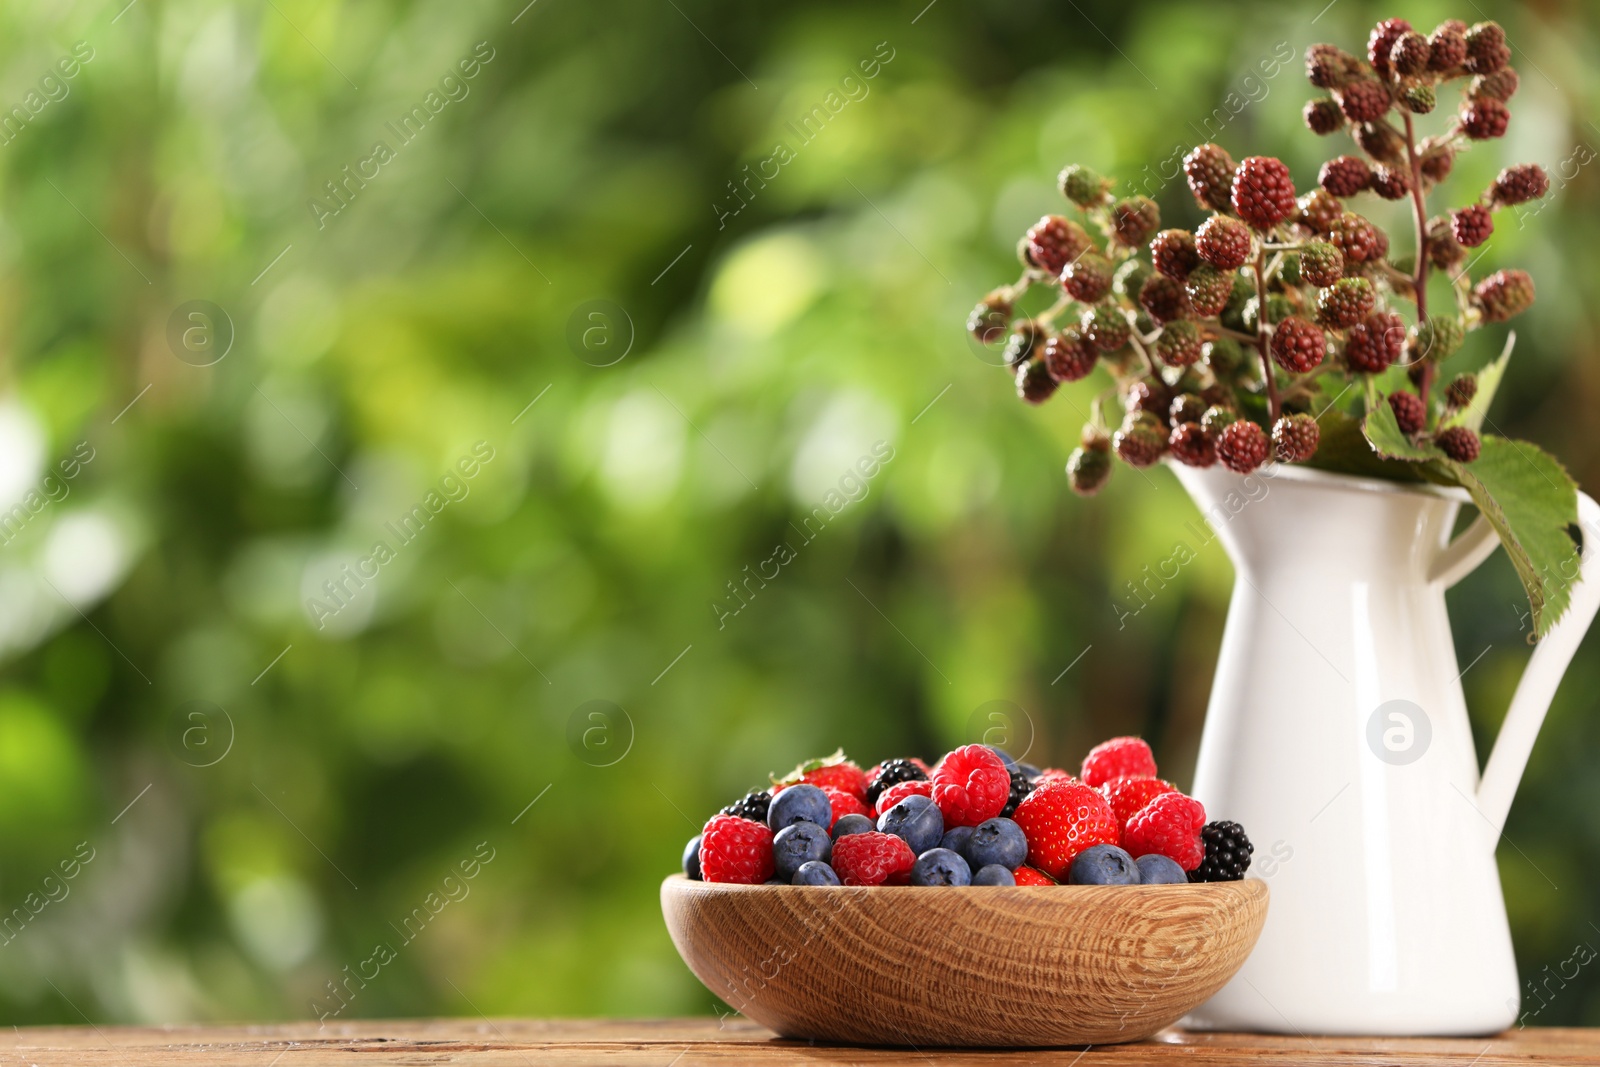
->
[1080,736,1158,788]
[931,744,1011,828]
[1123,792,1208,871]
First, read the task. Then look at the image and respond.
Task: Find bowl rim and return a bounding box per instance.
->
[663,872,1268,894]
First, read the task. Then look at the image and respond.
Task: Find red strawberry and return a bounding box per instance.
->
[820,786,870,829]
[931,744,1011,828]
[774,750,869,802]
[1011,780,1119,880]
[874,779,932,818]
[1080,736,1158,788]
[1099,776,1178,839]
[831,831,915,886]
[698,814,774,884]
[1012,866,1057,886]
[1123,792,1207,871]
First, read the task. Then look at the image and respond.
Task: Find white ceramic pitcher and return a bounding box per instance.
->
[1170,461,1600,1035]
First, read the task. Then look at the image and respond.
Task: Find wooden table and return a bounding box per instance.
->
[2,1018,1596,1065]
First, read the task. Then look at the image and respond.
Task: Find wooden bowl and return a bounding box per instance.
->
[662,874,1267,1047]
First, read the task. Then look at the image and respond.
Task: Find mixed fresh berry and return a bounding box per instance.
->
[683,741,1253,887]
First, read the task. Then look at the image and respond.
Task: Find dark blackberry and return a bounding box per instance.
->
[999,767,1035,818]
[866,758,928,806]
[1189,820,1254,882]
[719,790,772,823]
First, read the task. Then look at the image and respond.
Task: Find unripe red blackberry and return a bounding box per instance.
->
[1370,165,1410,201]
[1426,217,1466,268]
[1474,269,1535,322]
[1272,413,1321,463]
[1138,275,1189,326]
[1297,189,1343,234]
[1232,156,1298,232]
[1126,379,1173,420]
[1025,215,1092,275]
[1111,196,1161,246]
[1300,242,1344,288]
[1304,98,1344,135]
[1319,155,1371,198]
[1464,21,1510,74]
[1113,258,1151,302]
[1150,229,1200,279]
[1471,68,1519,103]
[1328,212,1383,264]
[1063,253,1114,302]
[1428,20,1468,71]
[1169,422,1217,467]
[1460,98,1510,140]
[1315,276,1376,329]
[1367,18,1412,76]
[1489,163,1549,207]
[1420,145,1455,182]
[1270,317,1326,374]
[1015,359,1057,404]
[1410,315,1465,362]
[1170,393,1208,426]
[1115,412,1167,468]
[1218,420,1270,474]
[1451,205,1494,248]
[1201,404,1239,436]
[1344,311,1405,374]
[1436,426,1482,463]
[1390,31,1430,76]
[1183,143,1236,213]
[1183,264,1233,318]
[1067,435,1113,496]
[1082,304,1132,351]
[968,292,1013,345]
[1155,320,1204,368]
[1447,374,1478,410]
[1400,83,1436,115]
[1043,330,1097,383]
[1003,320,1044,367]
[1388,390,1426,434]
[1354,121,1407,165]
[1338,79,1391,124]
[1306,43,1355,89]
[1058,164,1109,207]
[1191,216,1249,271]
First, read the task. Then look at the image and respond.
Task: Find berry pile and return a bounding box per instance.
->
[969,16,1547,492]
[682,742,1252,888]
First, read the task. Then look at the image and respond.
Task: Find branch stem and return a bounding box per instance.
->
[1402,111,1434,411]
[1251,248,1280,422]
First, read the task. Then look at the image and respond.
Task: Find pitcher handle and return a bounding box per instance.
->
[1429,513,1501,587]
[1475,492,1600,837]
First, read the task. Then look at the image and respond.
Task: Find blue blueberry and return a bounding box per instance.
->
[767,784,832,831]
[910,848,972,887]
[939,825,975,859]
[1067,844,1142,885]
[966,817,1028,871]
[989,747,1019,769]
[1016,762,1041,780]
[831,813,875,840]
[772,820,831,879]
[1135,853,1189,885]
[877,794,944,855]
[972,864,1016,886]
[682,834,702,880]
[792,861,841,886]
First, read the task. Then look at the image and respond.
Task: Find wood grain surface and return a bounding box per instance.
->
[0,1017,1594,1065]
[660,874,1269,1046]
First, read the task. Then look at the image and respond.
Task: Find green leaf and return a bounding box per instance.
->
[1304,404,1426,481]
[1441,331,1514,433]
[1427,436,1580,639]
[1362,390,1444,463]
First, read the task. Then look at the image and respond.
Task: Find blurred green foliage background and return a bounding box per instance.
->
[0,0,1598,1027]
